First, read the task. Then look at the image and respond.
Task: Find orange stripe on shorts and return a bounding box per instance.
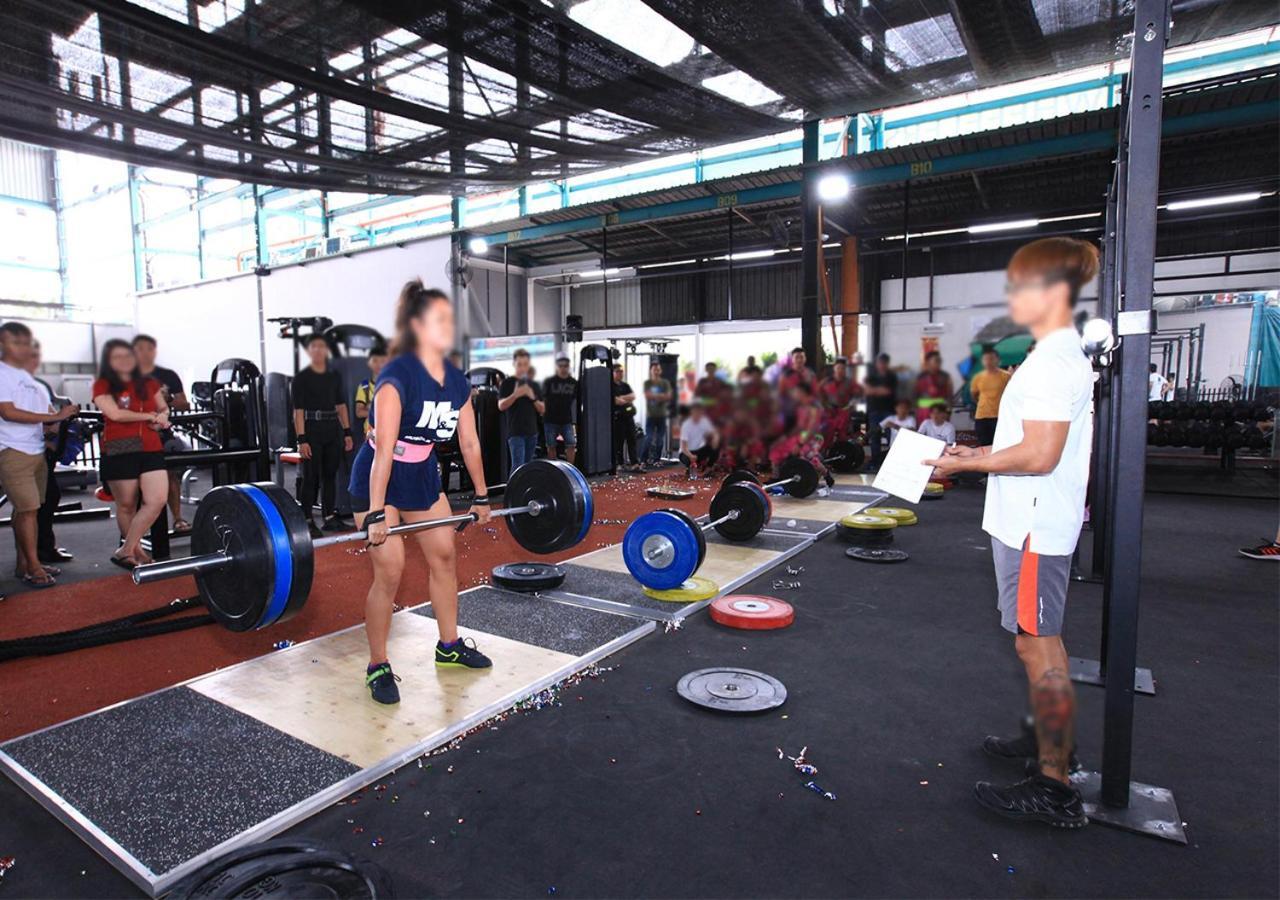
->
[1017,536,1040,636]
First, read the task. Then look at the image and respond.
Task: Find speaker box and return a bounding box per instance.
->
[565,314,583,343]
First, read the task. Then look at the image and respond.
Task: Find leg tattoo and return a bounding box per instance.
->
[1032,667,1075,781]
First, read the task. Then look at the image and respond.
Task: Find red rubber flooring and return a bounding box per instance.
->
[0,470,716,741]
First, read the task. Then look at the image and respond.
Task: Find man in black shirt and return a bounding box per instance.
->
[862,352,899,470]
[611,364,640,471]
[133,334,191,531]
[542,354,577,463]
[291,334,354,535]
[497,348,544,471]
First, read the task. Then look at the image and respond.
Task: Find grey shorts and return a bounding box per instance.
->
[991,537,1072,636]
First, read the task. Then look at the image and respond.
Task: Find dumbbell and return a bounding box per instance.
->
[622,482,772,590]
[1193,401,1211,420]
[1185,421,1207,448]
[131,459,593,631]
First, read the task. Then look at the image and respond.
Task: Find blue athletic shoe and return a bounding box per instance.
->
[435,637,492,669]
[366,662,401,705]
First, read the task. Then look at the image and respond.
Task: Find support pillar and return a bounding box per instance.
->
[800,120,821,367]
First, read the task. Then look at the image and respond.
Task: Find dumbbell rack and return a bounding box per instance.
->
[1146,397,1274,470]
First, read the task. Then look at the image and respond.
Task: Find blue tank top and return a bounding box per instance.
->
[348,354,470,510]
[369,354,470,445]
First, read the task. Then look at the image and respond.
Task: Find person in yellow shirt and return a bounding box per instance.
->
[353,348,388,437]
[970,347,1011,446]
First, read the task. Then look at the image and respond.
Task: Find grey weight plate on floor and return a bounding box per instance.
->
[676,667,787,713]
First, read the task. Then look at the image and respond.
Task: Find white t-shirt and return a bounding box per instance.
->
[1148,372,1164,401]
[679,417,714,452]
[982,327,1093,556]
[0,361,50,455]
[879,414,915,446]
[917,419,956,444]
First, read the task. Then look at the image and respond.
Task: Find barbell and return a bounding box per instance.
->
[131,458,593,632]
[723,439,865,499]
[622,481,773,590]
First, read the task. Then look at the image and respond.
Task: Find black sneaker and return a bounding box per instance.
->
[983,716,1081,773]
[322,516,348,533]
[973,774,1088,829]
[366,662,401,705]
[824,471,835,489]
[1239,540,1280,561]
[308,521,324,540]
[435,637,492,669]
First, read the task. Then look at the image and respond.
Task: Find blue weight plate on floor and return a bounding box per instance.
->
[623,509,700,591]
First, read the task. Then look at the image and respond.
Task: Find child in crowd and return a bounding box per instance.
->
[879,399,916,448]
[917,404,956,445]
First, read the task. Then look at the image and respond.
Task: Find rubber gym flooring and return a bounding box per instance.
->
[0,481,1276,897]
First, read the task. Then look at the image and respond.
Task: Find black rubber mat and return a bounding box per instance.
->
[412,586,646,656]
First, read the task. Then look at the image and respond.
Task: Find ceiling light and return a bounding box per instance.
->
[967,218,1039,234]
[817,172,850,202]
[1165,191,1262,211]
[467,237,489,254]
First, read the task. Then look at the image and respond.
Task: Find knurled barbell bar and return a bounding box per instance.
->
[621,481,773,590]
[131,458,593,632]
[723,439,865,499]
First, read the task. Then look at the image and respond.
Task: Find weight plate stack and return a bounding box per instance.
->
[623,510,701,590]
[709,482,771,542]
[779,454,820,498]
[835,513,897,546]
[192,484,300,632]
[865,506,918,526]
[491,562,566,593]
[642,575,720,603]
[663,508,706,569]
[505,459,591,554]
[922,482,945,500]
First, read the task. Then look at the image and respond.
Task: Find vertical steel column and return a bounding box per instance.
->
[447,3,467,354]
[127,166,145,291]
[726,207,735,322]
[800,120,821,366]
[1100,0,1169,808]
[601,225,609,328]
[1089,178,1120,583]
[900,180,910,315]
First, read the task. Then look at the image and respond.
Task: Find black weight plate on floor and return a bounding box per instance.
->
[723,468,763,488]
[505,458,589,554]
[492,562,566,592]
[710,482,768,542]
[835,524,896,545]
[677,667,787,713]
[171,839,392,899]
[664,507,706,569]
[190,485,281,632]
[257,481,314,626]
[846,546,909,564]
[779,455,819,497]
[827,439,865,473]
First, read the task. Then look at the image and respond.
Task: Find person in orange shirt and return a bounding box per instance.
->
[970,347,1012,447]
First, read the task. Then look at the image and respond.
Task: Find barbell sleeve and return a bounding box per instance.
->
[642,509,738,561]
[133,551,235,585]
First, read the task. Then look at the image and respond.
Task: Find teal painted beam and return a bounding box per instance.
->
[0,260,62,273]
[481,99,1277,248]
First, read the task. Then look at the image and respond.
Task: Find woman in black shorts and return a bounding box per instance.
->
[92,339,171,569]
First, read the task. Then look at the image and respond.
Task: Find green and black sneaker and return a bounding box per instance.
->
[366,662,401,705]
[435,637,492,669]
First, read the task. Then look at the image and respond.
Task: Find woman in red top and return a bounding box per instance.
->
[92,339,170,569]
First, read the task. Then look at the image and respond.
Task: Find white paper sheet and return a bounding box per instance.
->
[872,428,947,504]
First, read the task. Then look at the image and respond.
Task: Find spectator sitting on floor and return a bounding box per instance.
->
[677,403,719,477]
[917,404,957,445]
[879,399,916,448]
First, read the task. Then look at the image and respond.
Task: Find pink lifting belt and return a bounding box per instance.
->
[367,431,435,464]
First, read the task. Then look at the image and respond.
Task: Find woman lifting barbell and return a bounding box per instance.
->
[348,280,493,705]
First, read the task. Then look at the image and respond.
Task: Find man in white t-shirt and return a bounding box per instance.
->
[925,237,1098,830]
[1147,364,1164,401]
[677,404,718,476]
[0,323,78,591]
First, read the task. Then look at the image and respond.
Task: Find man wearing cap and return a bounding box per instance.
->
[542,354,577,464]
